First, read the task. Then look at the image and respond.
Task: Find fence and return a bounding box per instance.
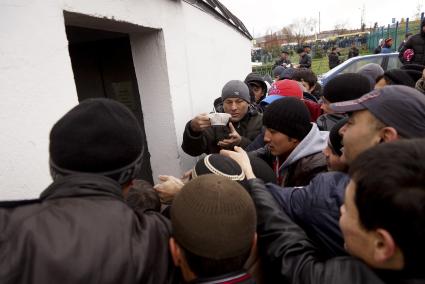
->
[368,13,424,52]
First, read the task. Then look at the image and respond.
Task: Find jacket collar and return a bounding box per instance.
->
[190,271,252,284]
[279,123,328,169]
[40,173,124,201]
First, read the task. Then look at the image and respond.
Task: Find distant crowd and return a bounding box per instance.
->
[1,17,425,284]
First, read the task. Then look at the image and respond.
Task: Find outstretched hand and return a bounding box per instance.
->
[217,122,241,148]
[220,146,256,179]
[154,175,185,204]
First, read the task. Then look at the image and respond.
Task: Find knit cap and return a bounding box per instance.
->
[279,68,296,80]
[384,69,415,88]
[263,97,312,140]
[357,63,384,89]
[49,98,144,184]
[221,80,251,103]
[272,66,286,78]
[171,174,256,259]
[400,64,424,82]
[323,73,372,103]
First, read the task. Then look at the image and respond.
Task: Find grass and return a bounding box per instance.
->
[253,47,372,77]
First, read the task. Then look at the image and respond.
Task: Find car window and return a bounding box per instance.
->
[340,57,384,74]
[387,55,402,70]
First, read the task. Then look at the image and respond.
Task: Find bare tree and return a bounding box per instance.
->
[280,26,295,45]
[414,1,423,20]
[287,17,317,45]
[334,21,348,35]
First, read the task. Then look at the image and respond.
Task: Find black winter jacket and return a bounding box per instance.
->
[298,54,312,68]
[328,52,340,69]
[247,178,424,284]
[399,18,425,65]
[316,113,347,131]
[266,172,349,257]
[182,112,263,156]
[0,174,175,284]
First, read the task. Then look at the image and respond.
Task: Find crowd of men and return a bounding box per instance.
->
[1,20,425,284]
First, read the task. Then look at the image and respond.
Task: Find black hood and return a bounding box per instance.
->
[244,72,267,92]
[421,18,425,37]
[244,72,267,102]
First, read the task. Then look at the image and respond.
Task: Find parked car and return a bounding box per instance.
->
[318,53,402,86]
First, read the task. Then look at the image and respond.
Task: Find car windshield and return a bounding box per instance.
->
[340,56,383,74]
[387,55,402,70]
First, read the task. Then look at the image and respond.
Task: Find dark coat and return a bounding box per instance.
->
[348,47,360,58]
[328,52,340,69]
[273,58,292,69]
[247,178,424,284]
[266,172,349,257]
[0,174,175,284]
[399,18,425,65]
[298,54,312,68]
[182,111,263,156]
[316,113,347,131]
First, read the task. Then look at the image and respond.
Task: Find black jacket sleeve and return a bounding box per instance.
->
[181,121,217,156]
[246,178,384,284]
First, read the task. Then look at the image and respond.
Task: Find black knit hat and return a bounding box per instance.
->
[171,174,256,259]
[400,64,424,82]
[323,73,372,103]
[49,98,144,184]
[263,97,312,140]
[384,69,415,88]
[328,117,348,156]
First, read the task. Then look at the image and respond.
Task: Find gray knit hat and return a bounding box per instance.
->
[171,174,256,259]
[357,63,384,89]
[221,80,251,103]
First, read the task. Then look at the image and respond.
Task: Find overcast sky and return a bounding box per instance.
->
[219,0,425,37]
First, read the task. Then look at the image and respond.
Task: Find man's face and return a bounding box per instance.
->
[249,82,264,103]
[281,52,288,59]
[223,97,249,122]
[339,180,377,267]
[339,110,383,164]
[300,80,313,93]
[323,145,348,172]
[264,128,298,157]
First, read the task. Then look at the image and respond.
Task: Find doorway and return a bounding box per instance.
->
[66,25,153,183]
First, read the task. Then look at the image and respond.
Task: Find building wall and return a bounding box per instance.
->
[0,0,251,200]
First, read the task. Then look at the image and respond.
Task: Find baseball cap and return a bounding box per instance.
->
[330,85,425,138]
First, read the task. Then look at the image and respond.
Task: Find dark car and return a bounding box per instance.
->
[318,53,402,86]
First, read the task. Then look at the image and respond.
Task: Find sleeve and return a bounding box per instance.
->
[306,55,312,68]
[238,114,263,149]
[265,183,309,223]
[181,120,208,156]
[245,132,265,152]
[246,179,375,284]
[398,37,413,62]
[133,211,179,284]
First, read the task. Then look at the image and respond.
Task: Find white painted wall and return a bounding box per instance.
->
[0,0,252,200]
